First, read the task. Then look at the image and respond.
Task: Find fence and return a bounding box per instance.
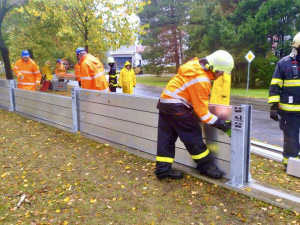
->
[0,79,251,188]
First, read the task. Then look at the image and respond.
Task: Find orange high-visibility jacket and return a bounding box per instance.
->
[74,63,81,81]
[13,58,41,91]
[160,57,218,125]
[79,54,109,91]
[55,63,66,77]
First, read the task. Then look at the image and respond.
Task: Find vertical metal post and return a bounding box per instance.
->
[226,105,252,188]
[247,62,250,92]
[71,87,79,132]
[8,79,16,112]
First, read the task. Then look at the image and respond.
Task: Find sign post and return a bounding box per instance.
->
[245,51,255,92]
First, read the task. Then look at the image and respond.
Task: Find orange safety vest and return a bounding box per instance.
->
[79,54,109,91]
[160,57,218,125]
[55,63,66,77]
[13,58,41,91]
[74,63,81,81]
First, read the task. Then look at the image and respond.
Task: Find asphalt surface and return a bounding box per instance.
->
[68,81,283,147]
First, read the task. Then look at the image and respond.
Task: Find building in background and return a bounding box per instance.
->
[106,45,146,72]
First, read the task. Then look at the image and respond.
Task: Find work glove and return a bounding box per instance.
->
[270,103,279,121]
[211,118,232,137]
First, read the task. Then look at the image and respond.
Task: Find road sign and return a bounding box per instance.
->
[245,50,255,92]
[245,51,255,63]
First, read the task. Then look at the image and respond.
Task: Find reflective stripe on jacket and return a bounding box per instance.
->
[269,55,300,114]
[79,54,109,91]
[13,58,41,91]
[108,66,118,87]
[74,63,81,81]
[160,57,218,124]
[55,63,66,76]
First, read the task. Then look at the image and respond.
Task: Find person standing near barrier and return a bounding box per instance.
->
[74,61,81,87]
[55,59,66,82]
[155,50,234,180]
[269,32,300,171]
[13,50,41,91]
[119,61,136,94]
[40,61,53,92]
[107,57,118,92]
[76,47,109,91]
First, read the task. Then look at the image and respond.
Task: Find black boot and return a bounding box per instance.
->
[199,164,224,179]
[156,170,183,180]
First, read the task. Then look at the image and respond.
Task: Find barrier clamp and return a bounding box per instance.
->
[8,79,16,112]
[71,86,79,132]
[226,104,252,188]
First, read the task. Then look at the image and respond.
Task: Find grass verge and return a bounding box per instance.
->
[136,76,269,99]
[0,108,299,224]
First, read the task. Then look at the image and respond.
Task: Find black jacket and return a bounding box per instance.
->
[269,55,300,114]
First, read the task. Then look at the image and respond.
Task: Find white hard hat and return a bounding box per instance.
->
[107,57,114,64]
[206,50,234,74]
[292,32,300,49]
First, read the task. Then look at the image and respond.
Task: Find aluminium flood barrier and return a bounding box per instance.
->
[0,79,251,188]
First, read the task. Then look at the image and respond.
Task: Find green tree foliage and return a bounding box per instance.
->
[139,0,189,71]
[187,0,300,87]
[0,0,28,79]
[3,0,147,68]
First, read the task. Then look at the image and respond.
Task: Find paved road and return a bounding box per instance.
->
[132,84,283,147]
[68,81,283,147]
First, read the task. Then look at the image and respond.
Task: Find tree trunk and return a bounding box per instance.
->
[0,23,13,79]
[0,47,13,79]
[170,4,180,70]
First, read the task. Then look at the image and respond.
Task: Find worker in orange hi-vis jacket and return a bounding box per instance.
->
[75,47,109,91]
[155,50,234,181]
[55,59,66,82]
[74,62,81,87]
[13,50,41,91]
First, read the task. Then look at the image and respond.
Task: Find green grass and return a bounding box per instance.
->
[231,88,268,99]
[0,108,299,224]
[136,76,269,99]
[136,75,172,87]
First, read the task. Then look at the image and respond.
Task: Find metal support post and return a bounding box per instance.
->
[226,105,252,188]
[71,87,79,132]
[8,79,16,112]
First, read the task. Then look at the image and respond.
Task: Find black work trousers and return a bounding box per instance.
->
[155,103,212,174]
[279,113,300,158]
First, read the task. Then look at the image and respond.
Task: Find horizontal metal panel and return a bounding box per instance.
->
[0,92,10,102]
[175,138,231,162]
[175,148,230,179]
[0,99,10,109]
[80,122,230,178]
[0,86,9,95]
[80,111,157,141]
[14,88,72,108]
[16,104,72,128]
[209,104,232,120]
[77,90,158,113]
[0,79,10,88]
[78,100,158,127]
[15,97,72,118]
[80,121,157,155]
[80,112,230,161]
